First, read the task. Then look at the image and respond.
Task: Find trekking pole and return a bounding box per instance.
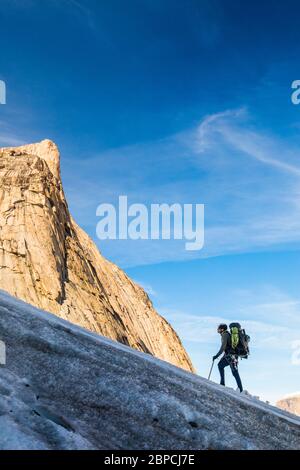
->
[208,359,215,380]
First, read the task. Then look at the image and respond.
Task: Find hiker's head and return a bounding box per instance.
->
[217,324,227,334]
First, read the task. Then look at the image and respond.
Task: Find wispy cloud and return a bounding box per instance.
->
[196,108,300,176]
[63,107,300,267]
[61,0,96,32]
[0,121,28,147]
[0,134,25,147]
[0,0,97,35]
[162,308,300,352]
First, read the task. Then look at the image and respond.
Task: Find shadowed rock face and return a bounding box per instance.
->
[0,140,194,372]
[277,395,300,416]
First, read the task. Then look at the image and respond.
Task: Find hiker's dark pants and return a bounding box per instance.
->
[218,356,243,392]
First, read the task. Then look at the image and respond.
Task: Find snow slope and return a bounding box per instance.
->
[0,290,299,450]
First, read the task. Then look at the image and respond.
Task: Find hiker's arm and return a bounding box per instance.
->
[214,334,227,359]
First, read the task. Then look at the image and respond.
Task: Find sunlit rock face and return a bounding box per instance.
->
[0,140,194,372]
[277,394,300,417]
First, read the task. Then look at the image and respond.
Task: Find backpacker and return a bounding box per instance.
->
[229,322,250,358]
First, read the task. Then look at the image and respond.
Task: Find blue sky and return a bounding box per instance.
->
[0,0,300,402]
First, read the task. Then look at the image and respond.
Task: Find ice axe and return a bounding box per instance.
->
[208,359,215,380]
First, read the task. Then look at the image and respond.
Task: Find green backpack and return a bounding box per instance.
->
[229,322,250,358]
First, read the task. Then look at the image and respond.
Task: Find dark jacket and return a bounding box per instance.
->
[214,330,231,359]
